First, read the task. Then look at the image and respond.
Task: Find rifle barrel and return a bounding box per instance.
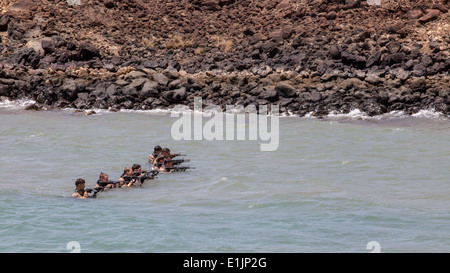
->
[165,166,195,172]
[171,153,187,158]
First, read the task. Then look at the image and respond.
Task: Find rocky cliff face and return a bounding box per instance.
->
[0,0,449,116]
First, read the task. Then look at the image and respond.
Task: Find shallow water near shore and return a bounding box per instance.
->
[0,103,449,253]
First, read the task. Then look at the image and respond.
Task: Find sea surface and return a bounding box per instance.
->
[0,99,449,253]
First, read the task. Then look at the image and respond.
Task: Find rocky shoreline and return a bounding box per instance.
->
[0,0,449,116]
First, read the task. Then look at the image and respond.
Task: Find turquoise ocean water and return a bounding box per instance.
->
[0,100,449,252]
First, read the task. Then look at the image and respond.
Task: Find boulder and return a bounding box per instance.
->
[412,64,427,77]
[329,44,341,59]
[418,9,440,24]
[341,51,366,67]
[431,4,448,14]
[106,84,121,97]
[128,78,147,89]
[308,91,322,103]
[326,11,337,20]
[258,87,279,102]
[79,43,100,60]
[409,77,427,92]
[361,100,386,117]
[387,41,401,54]
[420,54,434,67]
[390,68,410,81]
[40,39,54,55]
[366,51,382,67]
[60,79,86,101]
[275,82,297,98]
[10,0,39,12]
[0,15,10,32]
[343,0,360,9]
[121,85,139,98]
[383,52,406,66]
[124,71,147,80]
[7,23,25,40]
[152,73,169,86]
[276,0,292,9]
[160,87,187,103]
[140,81,159,97]
[365,74,384,85]
[104,1,115,8]
[172,87,187,102]
[9,48,41,68]
[407,10,423,20]
[73,98,89,109]
[168,79,183,90]
[25,103,44,111]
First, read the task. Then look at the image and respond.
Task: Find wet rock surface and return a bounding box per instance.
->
[0,0,448,116]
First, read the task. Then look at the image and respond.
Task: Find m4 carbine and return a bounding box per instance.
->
[170,153,187,158]
[139,170,159,176]
[171,158,191,165]
[123,171,158,185]
[129,170,159,179]
[96,180,121,188]
[165,166,195,172]
[81,187,104,197]
[85,187,104,194]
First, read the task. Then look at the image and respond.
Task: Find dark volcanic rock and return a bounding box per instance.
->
[383,52,406,66]
[9,48,41,68]
[60,79,85,101]
[152,73,169,86]
[308,91,322,103]
[329,45,341,59]
[341,51,366,67]
[275,83,297,98]
[41,39,54,55]
[366,51,382,68]
[25,103,44,111]
[7,23,25,40]
[0,0,447,117]
[418,9,441,24]
[140,81,160,97]
[258,87,279,102]
[410,77,427,92]
[104,1,115,9]
[161,87,187,103]
[79,43,100,60]
[0,15,10,32]
[361,100,386,117]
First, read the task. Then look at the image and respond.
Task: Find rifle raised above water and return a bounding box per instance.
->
[80,187,104,197]
[123,171,159,185]
[139,170,159,176]
[165,166,195,172]
[85,187,104,194]
[171,158,191,165]
[170,153,187,158]
[96,180,122,188]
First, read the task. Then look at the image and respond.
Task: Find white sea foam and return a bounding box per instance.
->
[0,98,36,109]
[327,109,368,119]
[1,98,447,121]
[118,108,172,115]
[305,108,448,121]
[304,112,315,118]
[111,107,448,124]
[411,109,444,119]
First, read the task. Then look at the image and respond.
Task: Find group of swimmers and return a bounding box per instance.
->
[72,146,191,199]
